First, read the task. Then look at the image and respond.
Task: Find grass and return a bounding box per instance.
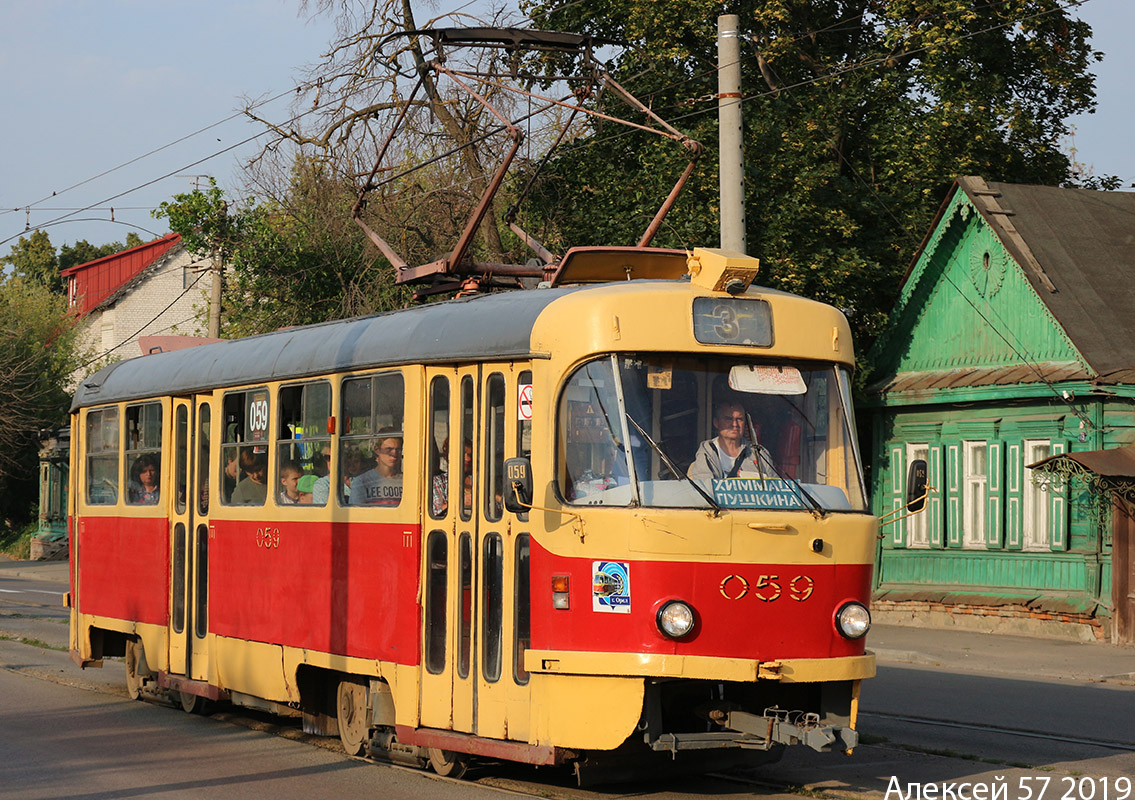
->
[0,521,38,560]
[0,633,66,652]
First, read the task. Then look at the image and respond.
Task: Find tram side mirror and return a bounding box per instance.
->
[905,459,928,512]
[504,457,533,513]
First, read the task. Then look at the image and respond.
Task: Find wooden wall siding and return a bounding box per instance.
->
[929,444,944,547]
[890,446,905,546]
[878,550,1096,594]
[946,444,961,545]
[987,441,1003,547]
[1006,442,1022,548]
[878,194,1088,379]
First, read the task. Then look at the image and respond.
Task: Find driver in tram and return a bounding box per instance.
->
[687,399,765,482]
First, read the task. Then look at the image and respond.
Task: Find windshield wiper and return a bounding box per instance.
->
[745,412,826,519]
[624,414,722,516]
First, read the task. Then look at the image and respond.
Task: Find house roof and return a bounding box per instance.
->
[958,177,1135,377]
[61,233,182,317]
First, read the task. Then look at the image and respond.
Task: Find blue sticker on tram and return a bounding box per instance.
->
[592,561,631,614]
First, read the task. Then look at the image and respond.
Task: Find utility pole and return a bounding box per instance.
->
[208,252,222,338]
[718,14,747,254]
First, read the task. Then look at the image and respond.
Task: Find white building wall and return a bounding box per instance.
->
[75,246,216,371]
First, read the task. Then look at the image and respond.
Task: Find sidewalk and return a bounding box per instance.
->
[869,622,1135,684]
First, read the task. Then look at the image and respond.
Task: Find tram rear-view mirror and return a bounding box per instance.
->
[728,365,807,395]
[905,459,928,512]
[504,457,533,513]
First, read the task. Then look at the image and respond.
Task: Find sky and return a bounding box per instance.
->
[1,0,1132,255]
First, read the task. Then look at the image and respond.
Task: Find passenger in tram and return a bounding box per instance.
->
[278,460,304,505]
[430,437,450,517]
[311,451,332,506]
[297,474,316,504]
[460,439,473,511]
[222,448,240,503]
[337,447,367,504]
[350,431,403,506]
[230,448,268,505]
[686,399,765,482]
[127,453,161,505]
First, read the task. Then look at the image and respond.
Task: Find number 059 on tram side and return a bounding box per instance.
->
[68,247,876,783]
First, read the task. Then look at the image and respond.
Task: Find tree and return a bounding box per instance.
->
[153,164,409,338]
[224,157,409,336]
[155,178,246,337]
[0,278,87,527]
[518,0,1101,349]
[1,230,62,293]
[250,1,530,268]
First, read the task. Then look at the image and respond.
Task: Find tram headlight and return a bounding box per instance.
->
[835,602,871,640]
[657,600,696,639]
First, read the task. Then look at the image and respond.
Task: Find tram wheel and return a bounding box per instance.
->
[428,747,469,779]
[336,680,370,756]
[177,689,209,714]
[125,639,146,700]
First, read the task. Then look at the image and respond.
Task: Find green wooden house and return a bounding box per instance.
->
[864,177,1135,642]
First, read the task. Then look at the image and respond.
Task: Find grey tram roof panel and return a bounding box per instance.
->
[72,286,587,412]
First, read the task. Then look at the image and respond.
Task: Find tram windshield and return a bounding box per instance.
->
[558,354,867,512]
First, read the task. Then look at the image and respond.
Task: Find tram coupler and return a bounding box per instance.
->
[647,707,857,754]
[720,708,858,752]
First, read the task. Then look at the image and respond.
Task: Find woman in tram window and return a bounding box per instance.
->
[127,453,161,505]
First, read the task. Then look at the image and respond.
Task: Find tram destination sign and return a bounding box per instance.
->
[692,297,772,346]
[712,478,805,509]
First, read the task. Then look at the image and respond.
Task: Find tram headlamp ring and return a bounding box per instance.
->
[657,600,696,640]
[835,602,871,640]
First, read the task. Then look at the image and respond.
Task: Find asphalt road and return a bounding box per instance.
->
[4,559,1135,799]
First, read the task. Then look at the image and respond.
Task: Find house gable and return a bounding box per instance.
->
[868,186,1089,402]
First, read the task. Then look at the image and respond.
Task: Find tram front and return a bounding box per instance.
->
[515,248,876,776]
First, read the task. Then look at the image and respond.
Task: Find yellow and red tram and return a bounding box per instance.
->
[69,247,876,781]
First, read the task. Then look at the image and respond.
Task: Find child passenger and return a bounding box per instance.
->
[278,460,304,505]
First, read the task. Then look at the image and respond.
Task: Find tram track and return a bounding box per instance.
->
[859,710,1135,753]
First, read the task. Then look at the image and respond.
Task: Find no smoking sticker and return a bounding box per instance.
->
[518,384,533,420]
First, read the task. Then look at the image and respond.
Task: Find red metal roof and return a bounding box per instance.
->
[62,233,181,318]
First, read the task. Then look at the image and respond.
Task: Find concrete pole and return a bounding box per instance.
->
[718,14,746,254]
[208,254,222,338]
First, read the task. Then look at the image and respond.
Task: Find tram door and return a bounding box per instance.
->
[168,396,212,682]
[419,364,533,742]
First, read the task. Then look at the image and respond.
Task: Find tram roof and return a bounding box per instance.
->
[71,285,588,411]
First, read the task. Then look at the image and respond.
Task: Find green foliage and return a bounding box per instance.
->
[154,177,244,262]
[1,230,63,293]
[0,278,87,528]
[519,0,1101,348]
[0,520,37,560]
[153,163,408,337]
[224,159,409,336]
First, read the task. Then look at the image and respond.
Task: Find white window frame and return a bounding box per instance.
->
[962,440,987,549]
[1023,439,1051,551]
[906,442,930,548]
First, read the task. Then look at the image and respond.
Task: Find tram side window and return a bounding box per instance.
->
[515,370,532,522]
[485,373,505,522]
[460,376,474,521]
[86,408,119,505]
[428,377,450,520]
[276,382,332,506]
[124,402,162,506]
[340,372,404,507]
[221,388,270,507]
